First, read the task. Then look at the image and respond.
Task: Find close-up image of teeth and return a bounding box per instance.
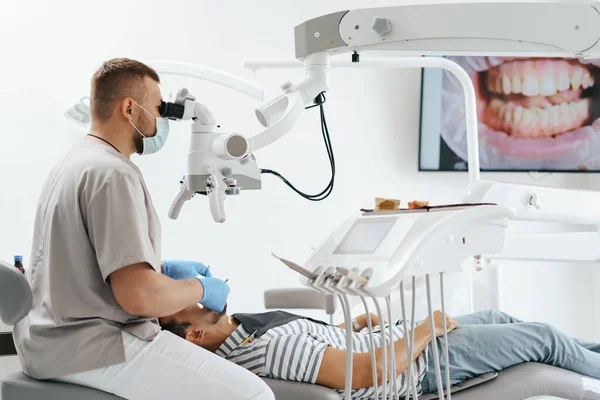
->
[483,59,595,139]
[426,56,600,171]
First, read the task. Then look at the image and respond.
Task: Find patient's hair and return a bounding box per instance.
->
[90,58,160,122]
[160,320,191,339]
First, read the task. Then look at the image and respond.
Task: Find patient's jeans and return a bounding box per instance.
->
[420,310,600,394]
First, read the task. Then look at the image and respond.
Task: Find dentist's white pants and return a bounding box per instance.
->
[55,330,275,400]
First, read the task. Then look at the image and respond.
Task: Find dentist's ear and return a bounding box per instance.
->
[121,98,135,120]
[186,328,204,345]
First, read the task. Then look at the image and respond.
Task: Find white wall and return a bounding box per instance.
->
[0,0,598,376]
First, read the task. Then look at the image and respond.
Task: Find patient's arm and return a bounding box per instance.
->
[316,322,432,390]
[337,313,382,331]
[317,349,373,389]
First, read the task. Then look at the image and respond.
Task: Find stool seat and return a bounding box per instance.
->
[1,372,124,399]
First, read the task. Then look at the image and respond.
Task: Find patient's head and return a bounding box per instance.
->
[159,304,237,352]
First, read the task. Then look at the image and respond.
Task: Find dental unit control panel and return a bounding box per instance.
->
[287,204,515,298]
[272,202,515,400]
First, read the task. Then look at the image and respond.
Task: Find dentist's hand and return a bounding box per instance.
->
[162,260,212,280]
[197,277,230,312]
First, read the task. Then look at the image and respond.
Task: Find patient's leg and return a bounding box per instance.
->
[420,321,600,394]
[573,339,600,354]
[455,311,600,353]
[454,309,522,326]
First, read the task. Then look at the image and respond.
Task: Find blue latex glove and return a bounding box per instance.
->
[197,277,230,312]
[162,260,212,280]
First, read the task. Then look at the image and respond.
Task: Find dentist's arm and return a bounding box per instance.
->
[109,263,205,318]
[86,175,228,317]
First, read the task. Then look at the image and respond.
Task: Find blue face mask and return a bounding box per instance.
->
[129,102,170,155]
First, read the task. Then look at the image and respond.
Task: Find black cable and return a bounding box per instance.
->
[260,92,335,201]
[261,105,334,200]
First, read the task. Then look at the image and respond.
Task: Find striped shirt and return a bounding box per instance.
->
[215,318,429,399]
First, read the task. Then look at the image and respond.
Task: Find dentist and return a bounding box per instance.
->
[13,58,273,400]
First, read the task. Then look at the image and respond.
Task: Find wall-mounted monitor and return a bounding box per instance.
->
[419,56,600,172]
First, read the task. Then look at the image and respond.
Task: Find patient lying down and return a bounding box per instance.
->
[159,305,600,399]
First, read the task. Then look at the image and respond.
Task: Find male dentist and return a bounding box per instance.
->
[13,58,273,400]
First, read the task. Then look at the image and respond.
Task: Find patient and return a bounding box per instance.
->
[159,305,600,399]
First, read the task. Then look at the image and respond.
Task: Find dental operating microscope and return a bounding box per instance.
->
[162,52,330,223]
[160,88,260,223]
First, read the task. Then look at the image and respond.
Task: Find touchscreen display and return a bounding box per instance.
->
[334,218,396,255]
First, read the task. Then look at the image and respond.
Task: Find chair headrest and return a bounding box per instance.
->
[0,260,33,325]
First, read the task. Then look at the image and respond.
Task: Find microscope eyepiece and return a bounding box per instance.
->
[159,101,185,120]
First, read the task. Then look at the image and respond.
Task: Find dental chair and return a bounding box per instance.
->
[2,257,599,400]
[264,286,600,400]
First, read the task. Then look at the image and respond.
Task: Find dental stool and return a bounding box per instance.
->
[0,260,124,399]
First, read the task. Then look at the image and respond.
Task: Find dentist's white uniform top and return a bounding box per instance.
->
[13,140,162,379]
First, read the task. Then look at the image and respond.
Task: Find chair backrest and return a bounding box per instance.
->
[264,288,336,313]
[0,260,33,325]
[264,288,336,324]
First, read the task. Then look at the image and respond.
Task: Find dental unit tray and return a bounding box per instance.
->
[292,204,514,298]
[360,202,498,214]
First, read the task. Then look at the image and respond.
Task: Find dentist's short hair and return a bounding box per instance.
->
[90,58,160,122]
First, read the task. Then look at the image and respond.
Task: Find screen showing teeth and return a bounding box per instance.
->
[485,98,591,138]
[486,60,595,97]
[419,56,600,171]
[481,59,596,139]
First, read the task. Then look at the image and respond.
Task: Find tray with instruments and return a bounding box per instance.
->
[360,200,498,216]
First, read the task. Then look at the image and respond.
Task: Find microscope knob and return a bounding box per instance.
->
[372,17,394,39]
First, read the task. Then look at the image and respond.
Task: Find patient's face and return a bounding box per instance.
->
[159,304,231,352]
